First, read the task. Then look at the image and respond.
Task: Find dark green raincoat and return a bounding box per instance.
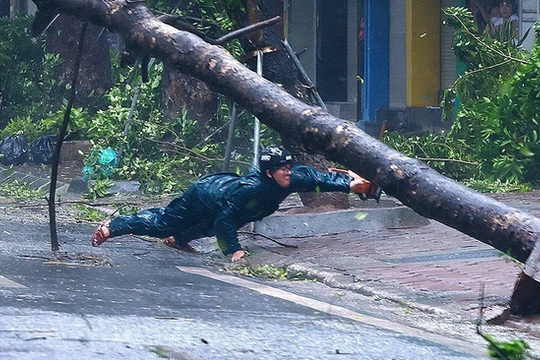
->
[109,165,351,255]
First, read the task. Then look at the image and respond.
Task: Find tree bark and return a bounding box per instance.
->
[162,64,219,145]
[510,273,540,315]
[45,14,111,106]
[31,0,540,315]
[160,1,219,146]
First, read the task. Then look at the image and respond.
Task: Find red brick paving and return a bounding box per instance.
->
[263,190,540,312]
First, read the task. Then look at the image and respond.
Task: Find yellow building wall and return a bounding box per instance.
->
[406,0,441,107]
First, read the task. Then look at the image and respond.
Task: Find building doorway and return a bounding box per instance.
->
[316,0,348,102]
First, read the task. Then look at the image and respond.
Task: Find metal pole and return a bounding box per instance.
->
[249,50,264,233]
[117,58,155,166]
[282,39,327,111]
[222,102,238,171]
[252,50,263,168]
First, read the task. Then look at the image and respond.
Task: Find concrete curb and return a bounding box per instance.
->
[209,244,453,318]
[284,262,450,316]
[253,206,430,238]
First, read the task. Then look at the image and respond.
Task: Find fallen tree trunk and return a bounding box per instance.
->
[32,0,540,314]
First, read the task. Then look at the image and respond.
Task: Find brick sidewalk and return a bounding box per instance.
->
[256,223,520,315]
[247,190,540,317]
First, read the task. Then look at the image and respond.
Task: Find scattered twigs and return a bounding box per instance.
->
[415,157,479,166]
[159,14,280,46]
[282,39,327,111]
[129,234,156,243]
[81,313,93,330]
[115,232,297,251]
[19,252,113,267]
[11,200,143,208]
[133,251,152,256]
[213,16,280,45]
[239,231,298,248]
[138,132,252,167]
[17,254,51,261]
[60,200,142,207]
[476,283,511,360]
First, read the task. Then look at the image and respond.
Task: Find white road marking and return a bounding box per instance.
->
[177,266,485,357]
[0,275,26,288]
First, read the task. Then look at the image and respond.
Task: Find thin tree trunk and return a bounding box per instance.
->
[32,0,540,315]
[49,21,87,251]
[162,64,219,145]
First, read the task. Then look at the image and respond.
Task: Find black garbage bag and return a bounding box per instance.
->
[0,134,29,166]
[29,135,57,164]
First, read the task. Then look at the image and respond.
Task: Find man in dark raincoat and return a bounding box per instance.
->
[92,147,373,262]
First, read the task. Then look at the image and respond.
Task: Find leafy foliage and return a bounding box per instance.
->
[1,105,90,141]
[442,7,525,108]
[236,264,290,280]
[84,178,115,200]
[443,7,540,186]
[461,178,531,193]
[72,204,109,222]
[0,180,44,201]
[384,7,540,192]
[147,0,244,58]
[0,7,280,197]
[382,131,478,181]
[484,334,530,360]
[0,16,66,132]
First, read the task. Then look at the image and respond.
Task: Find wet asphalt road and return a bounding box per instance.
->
[0,213,489,359]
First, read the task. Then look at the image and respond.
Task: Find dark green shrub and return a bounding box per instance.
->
[384,7,539,191]
[0,16,67,130]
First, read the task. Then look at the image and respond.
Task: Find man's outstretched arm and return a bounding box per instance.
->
[328,168,372,193]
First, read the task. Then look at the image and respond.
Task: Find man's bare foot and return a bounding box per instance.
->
[231,249,246,262]
[163,236,197,253]
[92,220,111,247]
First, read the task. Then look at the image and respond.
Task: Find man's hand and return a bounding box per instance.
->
[231,250,246,262]
[349,173,371,194]
[328,168,370,193]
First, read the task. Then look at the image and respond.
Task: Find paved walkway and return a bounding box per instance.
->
[247,221,521,313]
[234,190,540,345]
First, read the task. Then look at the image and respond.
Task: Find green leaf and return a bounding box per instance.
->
[354,212,369,221]
[519,146,535,157]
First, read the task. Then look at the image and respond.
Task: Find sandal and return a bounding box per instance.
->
[163,236,197,253]
[92,220,111,247]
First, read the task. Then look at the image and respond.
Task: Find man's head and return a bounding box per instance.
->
[259,147,293,188]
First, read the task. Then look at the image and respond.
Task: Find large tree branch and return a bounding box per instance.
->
[32,0,540,312]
